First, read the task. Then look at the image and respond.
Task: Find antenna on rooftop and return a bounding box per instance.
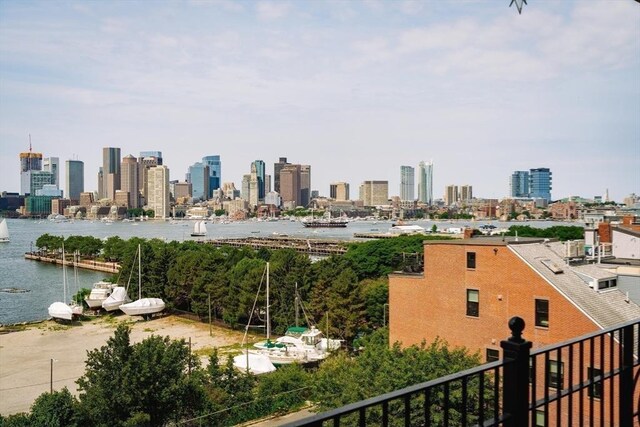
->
[29,134,32,152]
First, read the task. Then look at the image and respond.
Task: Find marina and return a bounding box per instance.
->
[0,217,560,325]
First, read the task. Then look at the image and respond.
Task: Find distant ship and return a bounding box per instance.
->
[301,218,348,228]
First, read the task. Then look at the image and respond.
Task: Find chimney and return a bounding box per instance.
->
[463,228,474,239]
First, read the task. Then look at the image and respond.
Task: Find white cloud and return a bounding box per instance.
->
[256,1,290,21]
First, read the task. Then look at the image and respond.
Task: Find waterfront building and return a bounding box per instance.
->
[189,162,210,201]
[510,170,530,198]
[24,195,57,217]
[147,165,170,218]
[171,181,192,201]
[445,185,459,206]
[273,157,289,194]
[417,161,434,205]
[65,160,84,201]
[21,170,53,196]
[280,164,302,207]
[79,192,94,208]
[101,147,121,201]
[114,190,130,208]
[529,167,552,201]
[359,180,389,207]
[400,166,415,201]
[42,157,60,188]
[121,155,139,208]
[460,185,473,203]
[138,153,162,205]
[330,182,350,201]
[300,165,311,207]
[51,198,70,215]
[202,155,222,195]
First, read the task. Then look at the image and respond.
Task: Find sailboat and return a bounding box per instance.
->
[238,263,341,368]
[119,244,165,318]
[48,243,76,321]
[190,220,207,237]
[68,251,84,316]
[0,218,9,243]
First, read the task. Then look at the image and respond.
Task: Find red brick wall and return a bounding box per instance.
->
[598,223,612,243]
[389,242,599,357]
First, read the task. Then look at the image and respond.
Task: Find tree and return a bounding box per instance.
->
[76,324,205,426]
[35,233,64,253]
[29,388,78,427]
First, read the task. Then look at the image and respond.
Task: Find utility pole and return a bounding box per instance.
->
[208,293,212,337]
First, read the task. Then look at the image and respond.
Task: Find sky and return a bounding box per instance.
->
[1,0,639,202]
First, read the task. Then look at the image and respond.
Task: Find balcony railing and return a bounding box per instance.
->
[285,317,639,427]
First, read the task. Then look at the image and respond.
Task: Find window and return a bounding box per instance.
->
[466,252,476,269]
[598,279,617,290]
[547,360,564,389]
[466,289,479,317]
[535,410,545,427]
[588,367,603,399]
[486,348,499,363]
[535,299,549,327]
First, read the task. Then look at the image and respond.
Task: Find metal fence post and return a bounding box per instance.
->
[501,316,532,427]
[620,324,634,427]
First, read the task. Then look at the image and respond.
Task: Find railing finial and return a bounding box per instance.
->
[508,316,525,343]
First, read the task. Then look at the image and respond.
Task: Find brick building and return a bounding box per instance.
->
[389,236,640,425]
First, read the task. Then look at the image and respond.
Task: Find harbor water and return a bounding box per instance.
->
[0,218,563,324]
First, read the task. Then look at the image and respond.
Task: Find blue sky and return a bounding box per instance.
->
[1,0,638,201]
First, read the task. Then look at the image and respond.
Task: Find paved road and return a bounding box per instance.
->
[243,408,315,426]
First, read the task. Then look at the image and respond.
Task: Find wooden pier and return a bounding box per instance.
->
[205,236,348,256]
[24,253,120,274]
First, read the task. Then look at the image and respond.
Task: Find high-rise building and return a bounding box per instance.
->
[21,170,53,196]
[65,160,84,201]
[417,161,433,205]
[529,168,552,201]
[280,164,301,206]
[43,157,60,188]
[147,165,170,219]
[121,155,139,208]
[300,165,311,207]
[19,144,43,195]
[274,157,289,193]
[137,153,162,205]
[241,174,251,202]
[460,185,473,203]
[253,160,266,200]
[249,164,259,207]
[171,181,192,201]
[101,147,121,201]
[264,174,271,195]
[359,181,389,206]
[188,162,210,201]
[330,182,350,201]
[202,155,222,196]
[400,166,415,201]
[445,185,459,206]
[510,171,530,198]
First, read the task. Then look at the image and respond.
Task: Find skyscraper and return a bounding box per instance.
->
[280,164,301,206]
[359,181,389,206]
[274,157,289,194]
[510,171,530,198]
[445,185,459,206]
[19,143,43,195]
[65,160,84,201]
[300,165,311,207]
[460,185,473,202]
[121,155,139,208]
[330,182,350,201]
[529,168,552,201]
[138,152,162,205]
[43,157,60,188]
[253,160,266,200]
[147,165,170,219]
[189,162,210,201]
[417,161,433,205]
[101,147,121,201]
[202,155,222,196]
[400,166,415,201]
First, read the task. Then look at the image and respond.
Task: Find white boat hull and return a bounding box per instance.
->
[101,286,129,311]
[119,298,165,316]
[233,351,277,375]
[48,302,73,321]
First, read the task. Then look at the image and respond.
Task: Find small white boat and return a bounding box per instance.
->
[47,301,73,321]
[233,351,276,375]
[0,218,9,243]
[190,220,207,237]
[102,286,130,311]
[85,281,116,309]
[119,244,165,318]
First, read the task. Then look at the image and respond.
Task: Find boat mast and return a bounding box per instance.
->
[138,244,142,300]
[62,242,66,303]
[295,282,299,327]
[266,262,270,339]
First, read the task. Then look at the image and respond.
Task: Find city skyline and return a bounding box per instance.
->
[1,1,638,201]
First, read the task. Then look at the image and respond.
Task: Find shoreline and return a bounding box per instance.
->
[23,253,120,273]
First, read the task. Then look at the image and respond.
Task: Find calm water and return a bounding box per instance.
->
[0,217,563,324]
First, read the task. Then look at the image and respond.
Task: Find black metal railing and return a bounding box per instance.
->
[284,317,639,427]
